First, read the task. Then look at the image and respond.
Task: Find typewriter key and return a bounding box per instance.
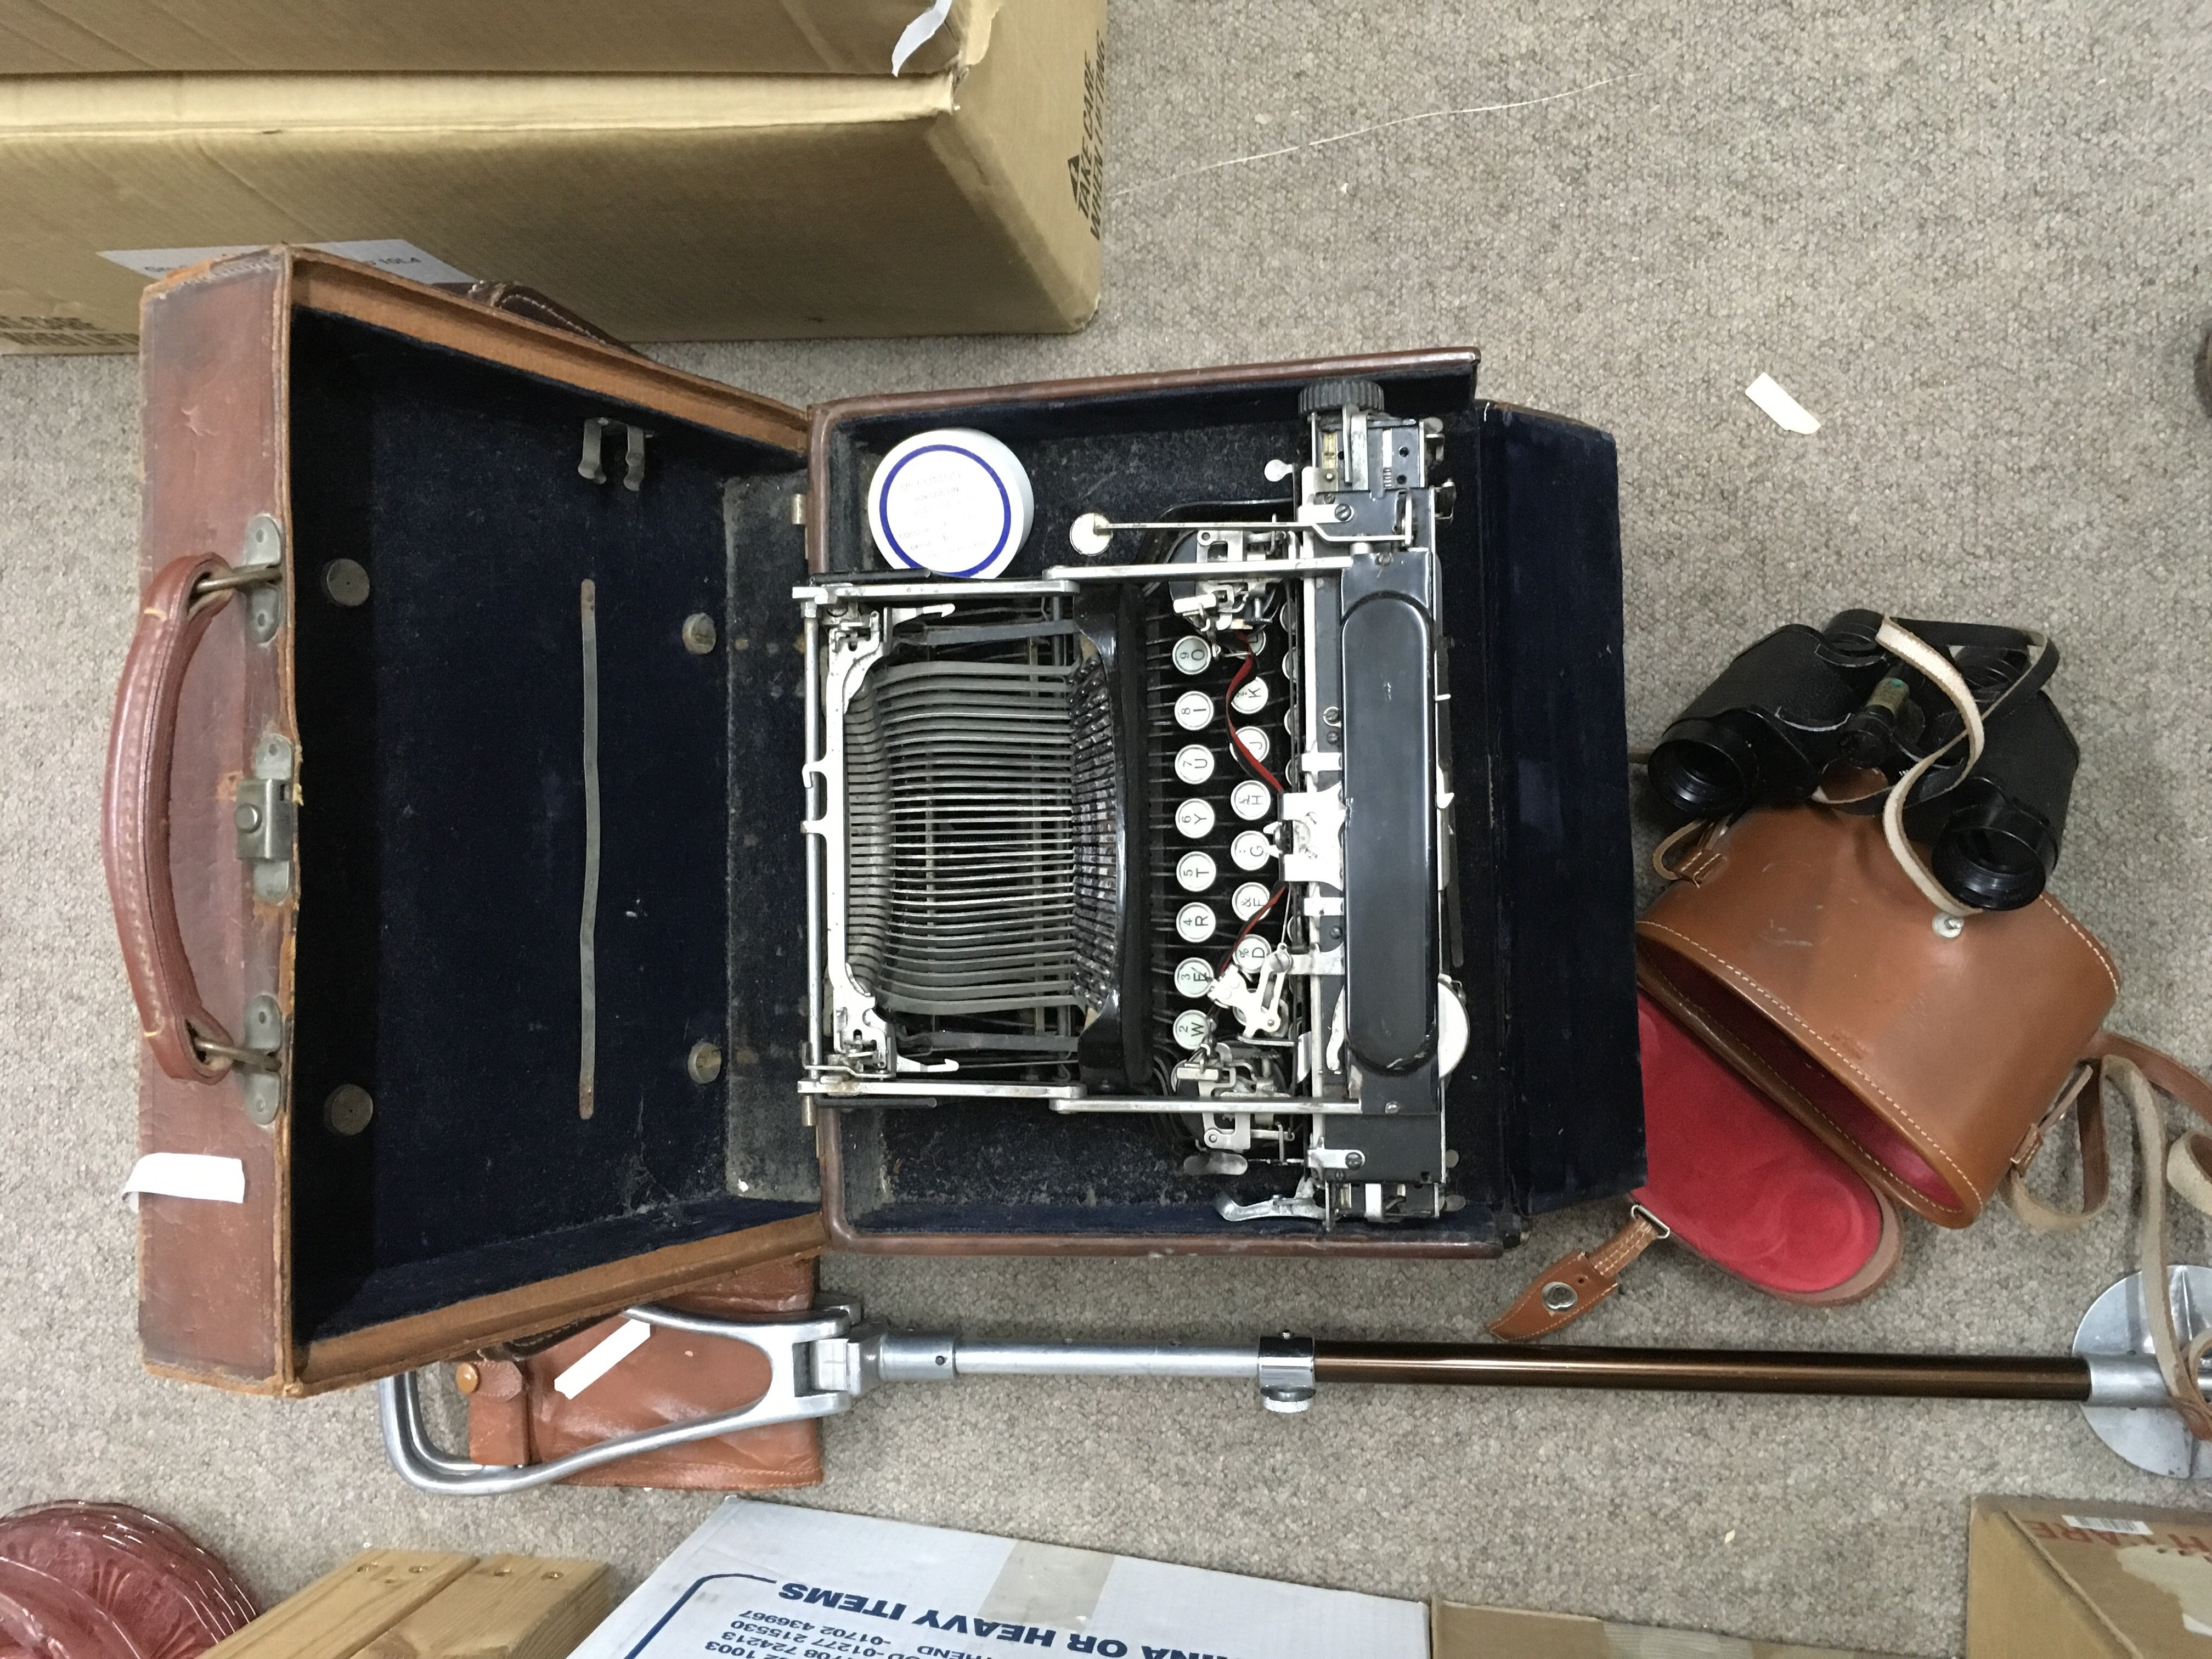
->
[1235,726,1271,764]
[1173,957,1217,998]
[1172,1009,1215,1050]
[1175,901,1218,942]
[1175,850,1217,892]
[1174,744,1217,785]
[1174,798,1216,839]
[1172,635,1214,675]
[1231,830,1273,871]
[1231,881,1272,921]
[1230,780,1272,821]
[1280,650,1300,682]
[1230,676,1269,714]
[1233,935,1272,973]
[1174,690,1215,730]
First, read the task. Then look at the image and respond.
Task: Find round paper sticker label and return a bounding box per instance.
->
[868,428,1034,578]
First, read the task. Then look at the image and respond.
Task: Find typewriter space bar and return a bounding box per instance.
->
[1339,593,1438,1075]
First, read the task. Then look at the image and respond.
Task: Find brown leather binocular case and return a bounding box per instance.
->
[1497,804,2136,1340]
[1639,804,2119,1228]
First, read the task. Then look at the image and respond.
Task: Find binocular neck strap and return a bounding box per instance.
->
[1871,618,1983,922]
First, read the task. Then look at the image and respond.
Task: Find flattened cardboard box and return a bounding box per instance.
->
[0,0,1103,353]
[0,0,980,76]
[1968,1495,2212,1658]
[1432,1600,1908,1658]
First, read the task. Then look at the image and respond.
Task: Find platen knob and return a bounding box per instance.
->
[1297,377,1386,416]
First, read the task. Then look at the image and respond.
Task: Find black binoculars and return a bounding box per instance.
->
[1647,610,2077,911]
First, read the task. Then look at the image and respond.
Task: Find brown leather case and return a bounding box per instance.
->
[112,247,826,1397]
[1636,805,2119,1226]
[464,1256,822,1489]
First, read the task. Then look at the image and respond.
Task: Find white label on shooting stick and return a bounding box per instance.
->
[554,1318,652,1398]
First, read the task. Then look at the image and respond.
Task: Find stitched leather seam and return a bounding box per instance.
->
[1640,923,1984,1209]
[1590,1220,1654,1278]
[2038,894,2121,996]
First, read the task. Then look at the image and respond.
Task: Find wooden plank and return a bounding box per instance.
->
[204,1552,477,1659]
[359,1558,611,1659]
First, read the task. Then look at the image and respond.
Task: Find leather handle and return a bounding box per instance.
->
[103,554,242,1083]
[456,281,639,356]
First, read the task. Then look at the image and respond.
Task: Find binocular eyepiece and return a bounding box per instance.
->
[1647,611,2076,912]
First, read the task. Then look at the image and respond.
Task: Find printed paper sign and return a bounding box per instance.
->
[572,1500,1425,1659]
[99,239,474,285]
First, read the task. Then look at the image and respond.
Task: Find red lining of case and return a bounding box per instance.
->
[1645,949,1956,1210]
[1635,994,1887,1295]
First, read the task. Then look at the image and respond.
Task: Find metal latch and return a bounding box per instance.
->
[236,731,295,904]
[579,418,649,491]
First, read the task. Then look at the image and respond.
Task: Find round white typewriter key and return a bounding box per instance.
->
[1281,650,1300,682]
[1173,744,1216,785]
[1173,798,1216,839]
[1175,901,1218,943]
[1175,850,1217,892]
[1172,635,1214,676]
[1230,780,1272,821]
[1172,1009,1215,1050]
[1230,882,1272,921]
[1231,677,1269,715]
[1233,935,1272,973]
[1234,726,1271,765]
[1231,830,1274,871]
[1173,957,1217,998]
[1174,690,1215,731]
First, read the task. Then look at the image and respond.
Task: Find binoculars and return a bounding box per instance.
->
[1647,610,2077,912]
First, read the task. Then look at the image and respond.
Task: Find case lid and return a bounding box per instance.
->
[119,247,822,1395]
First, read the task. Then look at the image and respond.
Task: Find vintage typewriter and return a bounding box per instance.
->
[797,368,1640,1237]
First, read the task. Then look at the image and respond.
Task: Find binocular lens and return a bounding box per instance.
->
[1931,811,2054,912]
[1648,718,1763,819]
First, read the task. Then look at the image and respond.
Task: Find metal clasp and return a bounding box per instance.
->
[580,417,650,492]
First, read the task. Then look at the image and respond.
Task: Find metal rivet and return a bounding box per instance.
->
[234,803,261,833]
[1541,1282,1579,1312]
[1322,706,1342,728]
[1345,1149,1365,1169]
[687,1040,724,1084]
[321,558,371,606]
[1933,913,1966,939]
[324,1084,374,1136]
[453,1361,481,1395]
[681,613,718,654]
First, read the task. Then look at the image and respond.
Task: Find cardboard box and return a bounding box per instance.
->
[0,0,1104,353]
[1431,1601,1908,1658]
[0,0,980,76]
[572,1499,1430,1659]
[1967,1494,2212,1657]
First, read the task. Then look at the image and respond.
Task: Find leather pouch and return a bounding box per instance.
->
[462,1255,822,1489]
[1634,804,2118,1227]
[1492,985,1902,1338]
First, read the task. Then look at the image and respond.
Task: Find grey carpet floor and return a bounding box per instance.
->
[4,2,2210,1654]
